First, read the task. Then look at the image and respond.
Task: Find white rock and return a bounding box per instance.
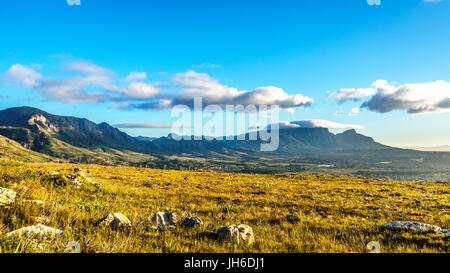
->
[382,221,443,234]
[378,204,390,209]
[7,224,62,237]
[65,174,84,186]
[96,213,132,228]
[366,241,381,253]
[151,212,179,226]
[0,187,16,206]
[218,224,254,245]
[440,229,450,237]
[66,241,82,253]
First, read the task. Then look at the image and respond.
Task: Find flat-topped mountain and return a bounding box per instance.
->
[224,127,389,155]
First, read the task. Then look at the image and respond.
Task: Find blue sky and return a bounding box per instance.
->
[1,0,449,147]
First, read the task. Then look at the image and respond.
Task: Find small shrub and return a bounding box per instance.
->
[286,213,302,224]
[222,204,235,214]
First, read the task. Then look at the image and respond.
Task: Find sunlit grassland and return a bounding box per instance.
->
[0,160,448,253]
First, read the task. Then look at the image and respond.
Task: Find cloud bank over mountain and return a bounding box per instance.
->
[329,79,450,114]
[130,70,313,113]
[264,120,364,130]
[1,62,312,114]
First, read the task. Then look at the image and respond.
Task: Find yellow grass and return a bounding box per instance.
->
[0,160,448,253]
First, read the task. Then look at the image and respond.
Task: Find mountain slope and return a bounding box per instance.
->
[0,106,424,164]
[0,134,55,162]
[224,127,389,155]
[335,129,389,150]
[0,106,158,161]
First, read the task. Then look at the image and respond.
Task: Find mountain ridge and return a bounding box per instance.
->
[0,106,404,163]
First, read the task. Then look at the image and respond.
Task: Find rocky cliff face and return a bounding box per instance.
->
[0,106,156,153]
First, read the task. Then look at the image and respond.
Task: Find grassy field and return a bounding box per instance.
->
[0,160,448,253]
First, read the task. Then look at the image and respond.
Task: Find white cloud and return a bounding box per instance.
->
[35,78,112,104]
[63,62,122,93]
[3,64,42,87]
[114,123,185,129]
[122,82,160,99]
[3,64,312,112]
[32,62,121,103]
[133,99,172,110]
[360,80,450,114]
[276,121,301,129]
[328,80,388,102]
[424,0,443,3]
[330,79,450,114]
[329,87,376,102]
[293,120,364,129]
[125,71,147,81]
[348,107,361,116]
[65,62,110,75]
[143,70,313,112]
[2,62,160,104]
[269,120,364,130]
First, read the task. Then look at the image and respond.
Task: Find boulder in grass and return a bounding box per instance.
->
[0,187,16,206]
[65,241,82,253]
[72,168,84,175]
[217,224,254,245]
[382,221,444,234]
[44,168,94,187]
[6,224,62,237]
[96,213,132,228]
[67,169,87,186]
[182,216,203,228]
[151,212,179,227]
[440,229,450,237]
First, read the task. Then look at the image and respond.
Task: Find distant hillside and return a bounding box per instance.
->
[0,106,157,151]
[224,127,389,155]
[135,136,157,142]
[0,134,55,162]
[0,106,159,164]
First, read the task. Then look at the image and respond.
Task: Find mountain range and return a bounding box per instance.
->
[0,106,449,181]
[0,106,389,159]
